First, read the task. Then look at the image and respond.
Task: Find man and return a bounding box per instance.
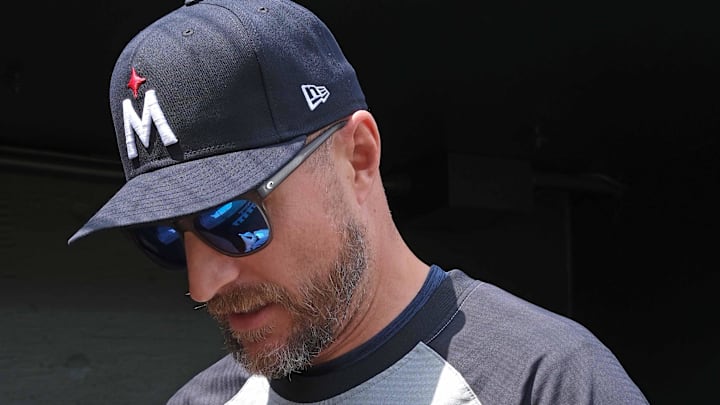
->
[68,0,650,403]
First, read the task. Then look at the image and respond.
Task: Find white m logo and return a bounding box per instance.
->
[123,89,178,159]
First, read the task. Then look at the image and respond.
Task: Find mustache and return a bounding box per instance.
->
[206,283,290,318]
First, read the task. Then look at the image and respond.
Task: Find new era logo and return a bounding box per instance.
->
[301,84,330,111]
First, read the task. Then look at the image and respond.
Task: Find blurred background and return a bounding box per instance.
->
[1,0,718,403]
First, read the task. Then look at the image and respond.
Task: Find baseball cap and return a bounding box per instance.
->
[68,0,367,244]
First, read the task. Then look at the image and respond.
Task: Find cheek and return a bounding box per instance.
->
[262,168,347,277]
[267,201,341,272]
[281,209,335,254]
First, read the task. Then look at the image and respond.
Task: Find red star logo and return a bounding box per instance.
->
[127,67,146,99]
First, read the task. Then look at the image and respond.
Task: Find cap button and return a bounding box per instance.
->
[185,0,202,5]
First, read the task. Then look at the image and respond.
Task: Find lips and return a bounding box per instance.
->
[227,303,276,332]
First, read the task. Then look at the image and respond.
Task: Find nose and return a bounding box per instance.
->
[184,232,240,303]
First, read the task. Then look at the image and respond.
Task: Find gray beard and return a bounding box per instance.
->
[209,219,368,379]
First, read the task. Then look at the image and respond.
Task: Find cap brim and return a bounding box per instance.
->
[67,136,306,245]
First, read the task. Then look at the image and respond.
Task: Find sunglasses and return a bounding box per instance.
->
[129,120,347,270]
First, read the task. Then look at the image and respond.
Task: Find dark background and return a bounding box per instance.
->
[1,0,718,403]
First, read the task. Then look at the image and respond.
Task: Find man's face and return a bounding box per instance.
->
[188,152,370,378]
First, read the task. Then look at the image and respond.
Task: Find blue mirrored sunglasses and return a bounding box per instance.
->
[129,120,347,270]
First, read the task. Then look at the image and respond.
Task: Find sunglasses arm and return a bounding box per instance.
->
[256,120,347,199]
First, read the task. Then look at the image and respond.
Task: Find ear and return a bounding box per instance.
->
[338,110,381,205]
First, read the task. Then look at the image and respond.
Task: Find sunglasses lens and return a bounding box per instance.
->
[194,199,270,255]
[134,225,186,269]
[133,199,271,269]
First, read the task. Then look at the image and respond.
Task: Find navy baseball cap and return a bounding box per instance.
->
[68,0,367,244]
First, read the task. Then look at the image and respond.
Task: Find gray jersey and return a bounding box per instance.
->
[168,268,649,404]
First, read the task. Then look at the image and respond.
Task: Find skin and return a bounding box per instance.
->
[184,110,430,375]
